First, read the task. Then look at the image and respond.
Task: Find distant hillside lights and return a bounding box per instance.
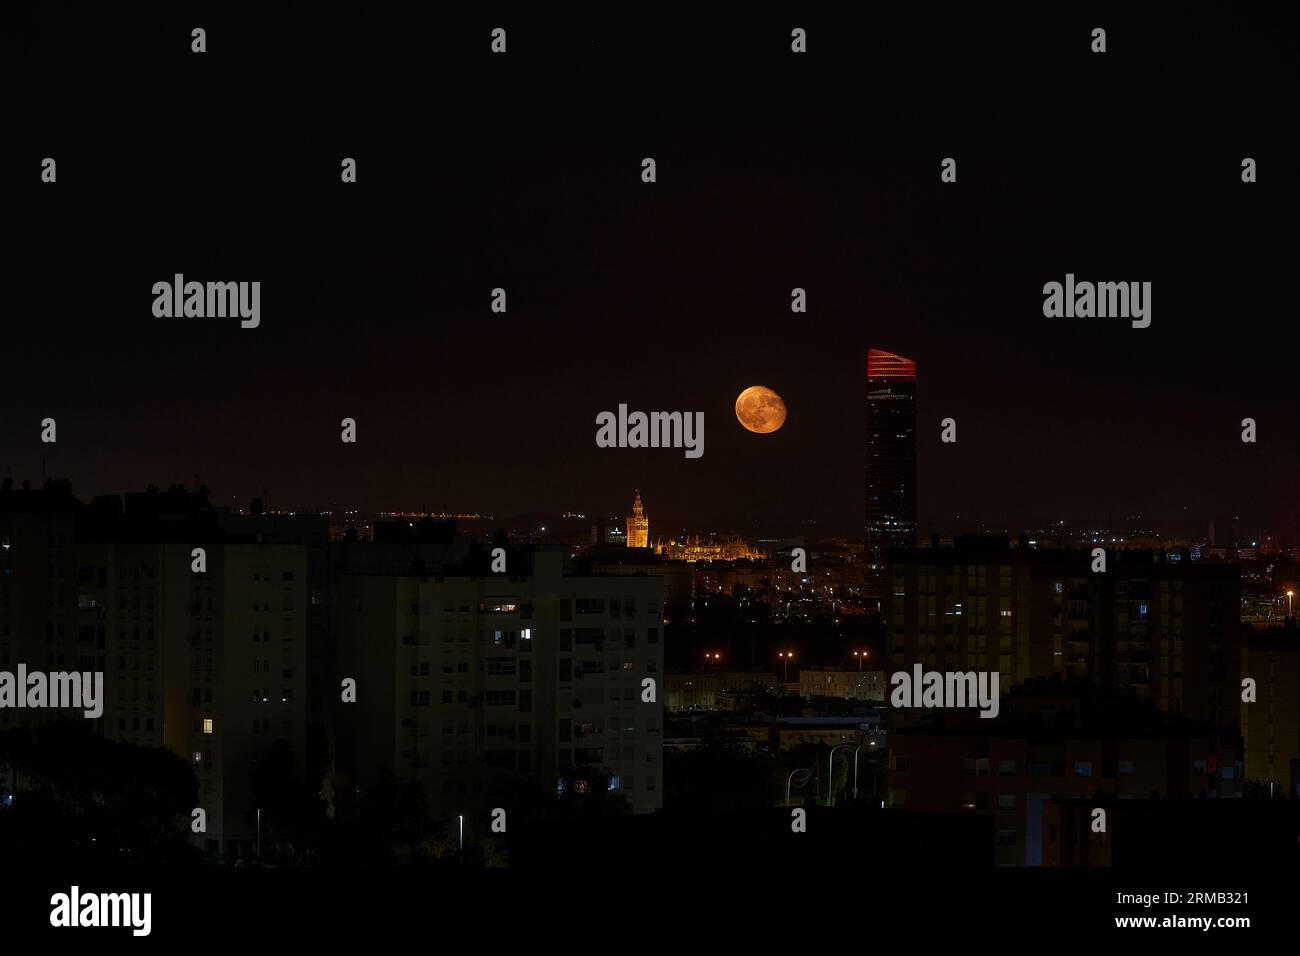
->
[152,275,260,328]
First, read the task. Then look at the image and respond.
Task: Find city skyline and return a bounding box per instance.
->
[4,0,1298,931]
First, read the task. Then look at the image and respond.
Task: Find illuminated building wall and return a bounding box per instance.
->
[626,489,649,549]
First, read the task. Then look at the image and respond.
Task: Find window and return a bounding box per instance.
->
[484,689,517,706]
[1118,759,1135,776]
[997,794,1016,811]
[997,759,1016,776]
[203,718,213,735]
[1073,761,1093,778]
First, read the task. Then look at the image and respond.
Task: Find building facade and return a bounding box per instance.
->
[332,547,666,823]
[887,539,1241,724]
[626,490,649,549]
[865,349,918,611]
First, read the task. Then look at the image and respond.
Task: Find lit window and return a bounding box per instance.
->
[203,718,213,734]
[192,751,202,763]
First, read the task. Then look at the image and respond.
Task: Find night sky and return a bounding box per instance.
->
[3,4,1297,537]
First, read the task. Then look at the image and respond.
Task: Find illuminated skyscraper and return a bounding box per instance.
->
[626,489,649,548]
[865,349,917,610]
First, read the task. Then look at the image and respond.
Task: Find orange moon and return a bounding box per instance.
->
[735,386,787,434]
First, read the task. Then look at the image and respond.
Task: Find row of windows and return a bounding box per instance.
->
[249,689,293,703]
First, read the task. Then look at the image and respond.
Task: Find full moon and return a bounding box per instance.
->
[735,386,787,434]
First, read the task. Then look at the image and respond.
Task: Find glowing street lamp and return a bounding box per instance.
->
[778,651,795,683]
[853,650,868,670]
[1288,590,1295,617]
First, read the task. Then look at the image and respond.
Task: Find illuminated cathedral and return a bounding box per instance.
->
[626,489,649,548]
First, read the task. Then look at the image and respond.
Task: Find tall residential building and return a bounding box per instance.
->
[865,349,917,611]
[887,538,1242,725]
[0,482,308,862]
[332,546,666,823]
[626,490,649,549]
[888,685,1243,865]
[1240,622,1300,795]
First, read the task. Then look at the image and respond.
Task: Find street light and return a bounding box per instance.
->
[853,650,868,671]
[852,744,864,799]
[786,767,812,805]
[1288,590,1295,617]
[827,745,846,807]
[778,651,795,683]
